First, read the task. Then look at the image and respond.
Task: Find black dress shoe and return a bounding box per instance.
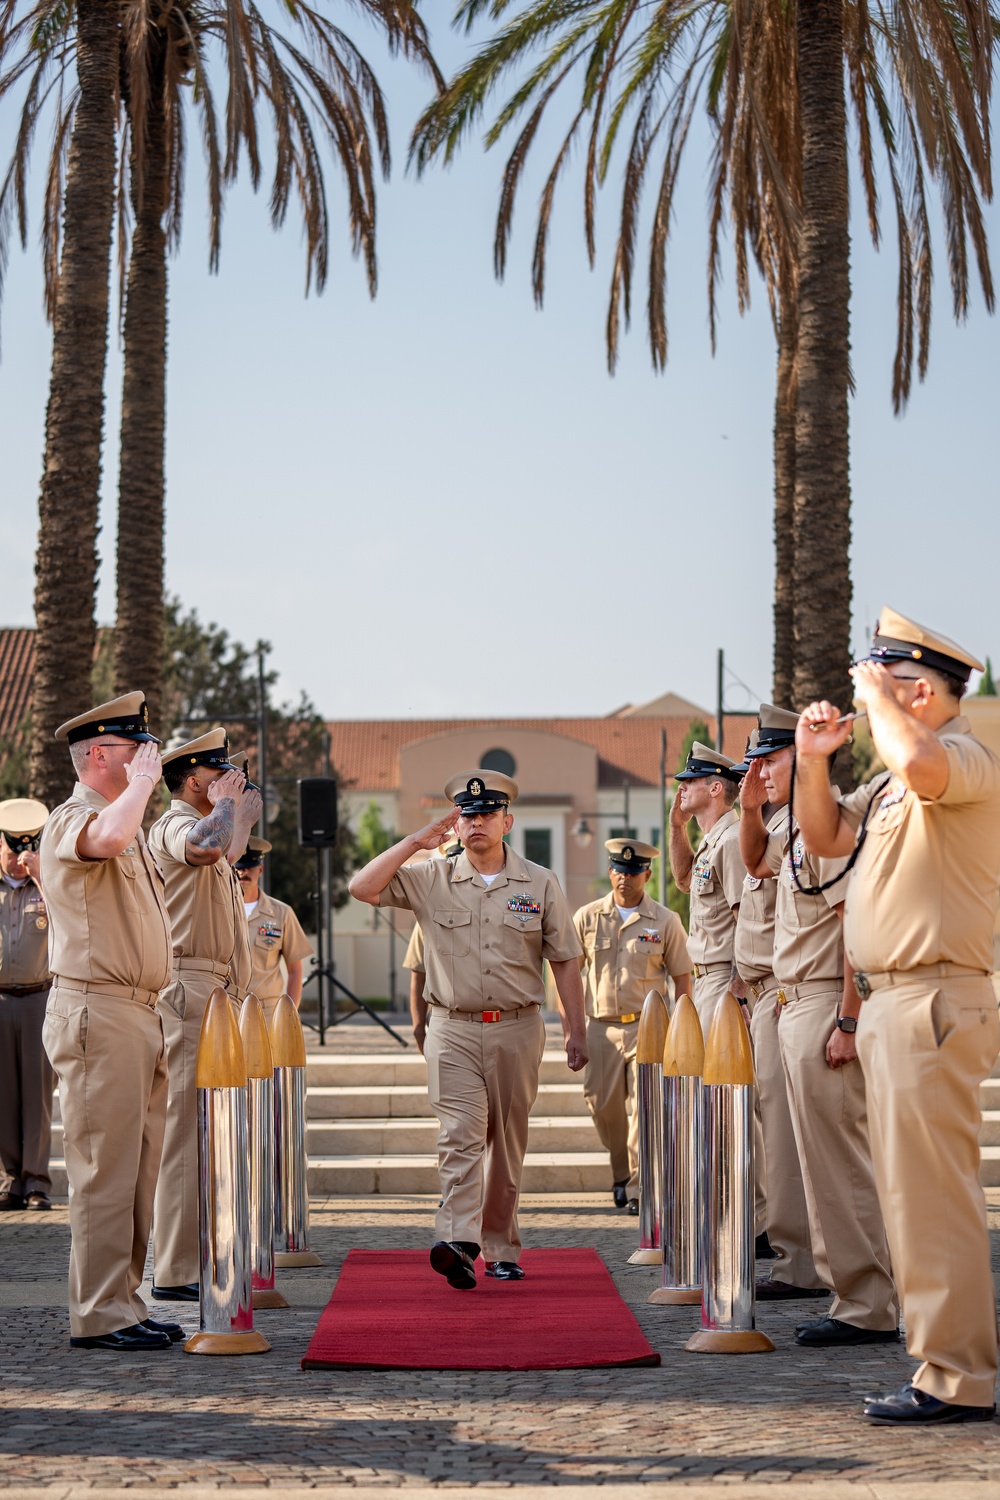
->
[0,1192,25,1211]
[484,1261,525,1280]
[795,1315,900,1347]
[755,1231,777,1259]
[142,1317,185,1343]
[863,1382,996,1425]
[151,1283,199,1302]
[429,1241,477,1290]
[626,1199,639,1216]
[70,1324,172,1351]
[613,1181,629,1209]
[25,1192,51,1211]
[756,1278,830,1301]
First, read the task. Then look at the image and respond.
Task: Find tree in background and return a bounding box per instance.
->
[976,658,997,696]
[355,801,396,864]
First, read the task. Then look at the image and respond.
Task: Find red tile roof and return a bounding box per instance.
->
[326,714,757,793]
[0,628,35,745]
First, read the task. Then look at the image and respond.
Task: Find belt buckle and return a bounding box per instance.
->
[854,973,871,1001]
[776,988,788,1007]
[481,1010,501,1023]
[620,1012,638,1024]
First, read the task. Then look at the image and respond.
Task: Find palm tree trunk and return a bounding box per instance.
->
[115,54,167,734]
[772,298,797,708]
[792,0,852,746]
[30,0,118,803]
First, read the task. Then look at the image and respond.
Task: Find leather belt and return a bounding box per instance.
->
[440,1004,541,1023]
[691,962,730,979]
[0,981,51,997]
[53,977,160,1009]
[854,963,989,1000]
[173,956,231,982]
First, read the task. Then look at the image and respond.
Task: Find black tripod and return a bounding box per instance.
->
[308,846,407,1048]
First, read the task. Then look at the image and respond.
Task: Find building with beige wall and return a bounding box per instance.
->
[328,694,754,1001]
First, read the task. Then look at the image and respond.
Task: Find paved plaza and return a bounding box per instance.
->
[1,1018,998,1496]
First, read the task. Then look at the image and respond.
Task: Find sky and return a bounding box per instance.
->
[1,7,998,724]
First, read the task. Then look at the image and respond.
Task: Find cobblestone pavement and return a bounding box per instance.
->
[1,1019,997,1492]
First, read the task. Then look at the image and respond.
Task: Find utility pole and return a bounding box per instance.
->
[716,648,725,752]
[659,728,667,906]
[256,642,269,883]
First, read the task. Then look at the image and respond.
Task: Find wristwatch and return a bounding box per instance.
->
[835,1015,858,1034]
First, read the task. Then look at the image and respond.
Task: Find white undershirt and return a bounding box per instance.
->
[479,872,501,886]
[243,900,259,917]
[3,875,27,889]
[615,905,639,922]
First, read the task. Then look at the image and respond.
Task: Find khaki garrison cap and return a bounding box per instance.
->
[746,704,800,759]
[54,691,157,745]
[673,742,742,784]
[162,727,235,772]
[234,835,272,869]
[861,606,983,684]
[0,798,49,854]
[606,838,658,873]
[444,768,519,813]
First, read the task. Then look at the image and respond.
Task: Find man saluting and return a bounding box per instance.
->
[350,769,587,1289]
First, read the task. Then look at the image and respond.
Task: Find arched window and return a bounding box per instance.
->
[480,747,517,778]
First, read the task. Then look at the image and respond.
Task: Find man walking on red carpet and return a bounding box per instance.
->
[350,768,587,1290]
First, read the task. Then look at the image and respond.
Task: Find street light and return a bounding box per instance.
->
[571,780,631,847]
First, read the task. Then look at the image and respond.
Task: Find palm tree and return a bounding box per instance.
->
[1,0,440,795]
[1,0,119,802]
[410,0,996,713]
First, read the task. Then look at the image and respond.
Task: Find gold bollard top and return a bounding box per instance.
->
[195,987,247,1089]
[269,993,307,1068]
[663,993,705,1077]
[635,988,669,1064]
[239,993,274,1080]
[702,989,755,1086]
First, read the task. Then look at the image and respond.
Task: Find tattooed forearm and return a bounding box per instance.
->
[187,798,236,855]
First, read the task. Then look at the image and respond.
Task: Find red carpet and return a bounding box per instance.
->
[301,1247,660,1370]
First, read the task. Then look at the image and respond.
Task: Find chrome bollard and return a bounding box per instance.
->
[269,994,322,1268]
[627,989,669,1266]
[685,991,774,1355]
[239,994,289,1310]
[649,992,704,1305]
[185,988,270,1355]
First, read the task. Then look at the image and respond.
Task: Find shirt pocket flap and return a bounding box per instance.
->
[432,909,473,931]
[503,912,543,934]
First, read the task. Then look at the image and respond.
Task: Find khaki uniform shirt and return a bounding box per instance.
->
[765,819,850,987]
[39,783,171,992]
[573,892,690,1019]
[245,889,312,1003]
[734,806,790,985]
[687,809,745,966]
[840,715,1000,974]
[402,924,425,974]
[0,876,51,987]
[148,800,251,997]
[381,847,580,1011]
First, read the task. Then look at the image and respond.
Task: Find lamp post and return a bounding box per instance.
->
[571,779,632,848]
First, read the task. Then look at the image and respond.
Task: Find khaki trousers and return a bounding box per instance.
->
[583,1017,639,1196]
[424,1010,545,1263]
[857,974,1000,1406]
[153,970,223,1286]
[750,986,822,1288]
[778,981,897,1329]
[0,988,55,1196]
[42,986,167,1336]
[693,966,731,1037]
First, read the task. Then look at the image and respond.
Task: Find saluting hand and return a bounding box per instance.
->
[410,809,461,852]
[22,849,41,883]
[125,740,163,789]
[241,786,264,825]
[796,702,853,759]
[208,769,245,806]
[739,759,768,811]
[669,790,688,828]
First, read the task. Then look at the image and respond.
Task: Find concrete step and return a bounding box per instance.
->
[303,1051,574,1088]
[304,1115,600,1156]
[979,1112,1000,1147]
[306,1151,610,1195]
[306,1081,589,1120]
[981,1078,1000,1110]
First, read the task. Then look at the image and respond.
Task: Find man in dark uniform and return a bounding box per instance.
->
[0,799,53,1211]
[349,770,586,1289]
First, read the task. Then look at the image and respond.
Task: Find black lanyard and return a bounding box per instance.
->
[786,755,892,897]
